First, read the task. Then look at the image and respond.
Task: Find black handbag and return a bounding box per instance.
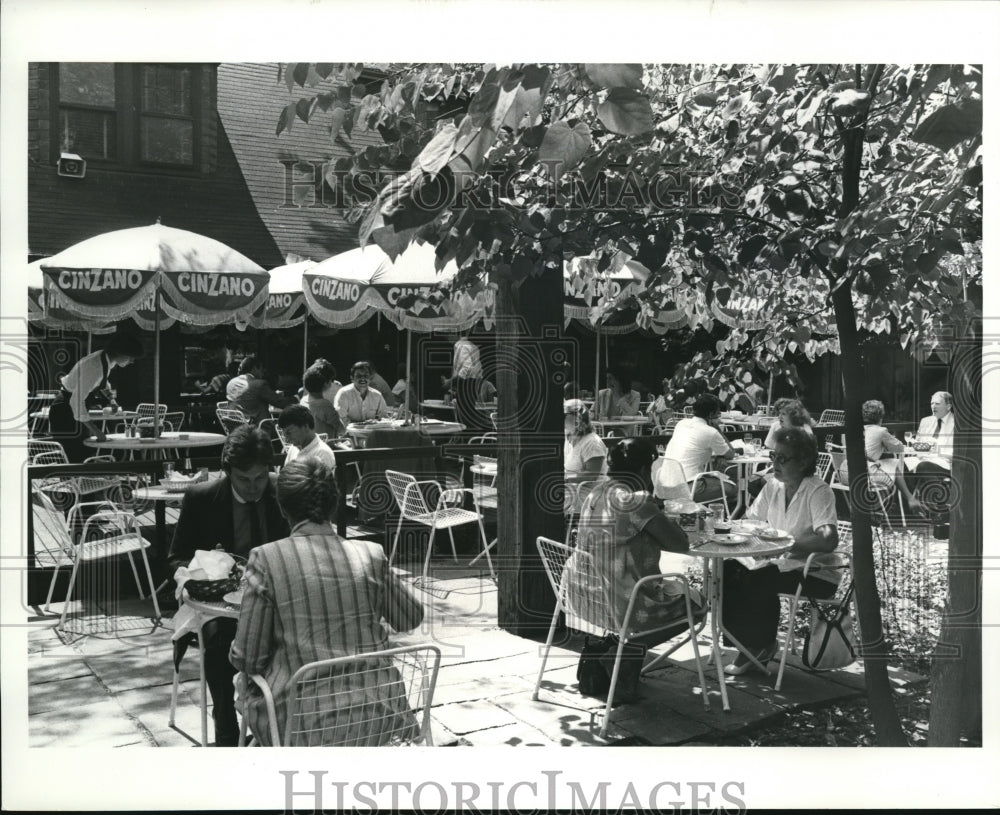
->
[576,634,647,704]
[802,582,857,671]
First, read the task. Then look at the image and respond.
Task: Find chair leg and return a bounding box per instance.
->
[387,515,405,568]
[139,548,162,621]
[474,514,496,580]
[422,527,436,583]
[58,556,83,631]
[446,526,459,562]
[775,590,803,691]
[126,552,144,599]
[532,605,562,701]
[169,664,180,726]
[599,638,629,739]
[44,566,61,613]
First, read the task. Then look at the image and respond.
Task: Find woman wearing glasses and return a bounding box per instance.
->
[721,427,840,675]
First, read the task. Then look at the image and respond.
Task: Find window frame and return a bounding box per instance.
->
[51,62,204,174]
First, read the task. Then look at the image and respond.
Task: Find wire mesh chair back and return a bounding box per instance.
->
[819,409,845,425]
[536,533,616,635]
[31,488,75,568]
[651,457,691,501]
[815,451,833,482]
[29,439,69,464]
[385,470,432,519]
[163,411,185,432]
[134,403,168,424]
[277,645,441,746]
[217,407,250,435]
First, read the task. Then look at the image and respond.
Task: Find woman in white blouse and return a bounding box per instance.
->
[721,427,840,675]
[564,399,607,516]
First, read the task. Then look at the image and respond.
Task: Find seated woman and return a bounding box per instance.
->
[299,360,344,439]
[596,368,642,420]
[564,399,608,516]
[721,427,840,675]
[645,377,675,429]
[565,438,704,648]
[763,398,814,450]
[230,458,424,746]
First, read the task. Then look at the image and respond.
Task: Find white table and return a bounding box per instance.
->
[30,408,136,436]
[686,527,793,711]
[721,412,777,429]
[593,416,651,436]
[727,452,771,515]
[901,447,951,473]
[345,419,465,448]
[172,592,241,747]
[84,431,226,460]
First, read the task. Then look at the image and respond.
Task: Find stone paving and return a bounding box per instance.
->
[25,538,927,748]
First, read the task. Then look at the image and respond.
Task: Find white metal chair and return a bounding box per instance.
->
[237,644,441,746]
[217,407,250,435]
[829,448,903,527]
[31,489,160,630]
[385,469,496,582]
[651,457,733,519]
[163,411,186,432]
[774,520,856,690]
[29,439,120,502]
[532,536,708,738]
[818,409,845,426]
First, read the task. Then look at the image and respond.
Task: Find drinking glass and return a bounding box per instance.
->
[904,431,914,446]
[163,462,175,479]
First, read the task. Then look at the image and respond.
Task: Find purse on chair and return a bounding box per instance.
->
[801,582,857,671]
[576,635,648,704]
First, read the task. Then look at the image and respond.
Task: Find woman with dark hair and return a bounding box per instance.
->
[721,427,839,675]
[230,457,424,746]
[645,377,676,429]
[299,360,343,438]
[565,438,704,647]
[763,398,814,450]
[596,367,641,421]
[48,333,144,461]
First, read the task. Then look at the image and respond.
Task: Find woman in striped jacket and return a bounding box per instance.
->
[230,458,424,745]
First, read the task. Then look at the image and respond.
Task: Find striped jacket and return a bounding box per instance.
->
[230,521,424,745]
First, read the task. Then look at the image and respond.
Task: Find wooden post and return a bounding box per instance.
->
[495,266,566,637]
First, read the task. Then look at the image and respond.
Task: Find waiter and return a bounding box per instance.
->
[48,334,144,462]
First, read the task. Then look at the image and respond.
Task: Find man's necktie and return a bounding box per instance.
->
[933,418,942,438]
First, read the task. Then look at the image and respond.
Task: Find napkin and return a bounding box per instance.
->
[171,549,237,642]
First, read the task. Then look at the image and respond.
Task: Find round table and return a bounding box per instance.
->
[84,431,227,456]
[175,590,242,746]
[30,408,136,436]
[594,416,651,436]
[686,527,793,711]
[345,419,465,447]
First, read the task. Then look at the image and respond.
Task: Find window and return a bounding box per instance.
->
[53,62,205,170]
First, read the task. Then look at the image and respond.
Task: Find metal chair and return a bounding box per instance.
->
[828,448,903,527]
[163,411,186,432]
[28,439,120,502]
[651,457,733,519]
[532,536,708,738]
[237,644,441,746]
[818,409,845,426]
[385,469,496,582]
[31,489,160,630]
[774,520,855,690]
[216,407,250,436]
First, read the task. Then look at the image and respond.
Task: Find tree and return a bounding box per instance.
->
[276,62,982,744]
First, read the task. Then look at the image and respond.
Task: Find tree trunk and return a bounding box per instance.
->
[929,319,982,745]
[831,283,908,746]
[495,268,567,636]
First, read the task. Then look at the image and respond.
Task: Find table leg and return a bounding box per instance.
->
[198,623,209,747]
[705,557,731,711]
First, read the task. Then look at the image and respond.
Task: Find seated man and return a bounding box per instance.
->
[907,391,955,517]
[278,404,337,472]
[334,361,389,426]
[662,393,738,506]
[299,360,343,439]
[168,426,289,746]
[226,355,293,426]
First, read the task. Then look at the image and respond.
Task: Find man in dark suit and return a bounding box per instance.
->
[168,425,288,746]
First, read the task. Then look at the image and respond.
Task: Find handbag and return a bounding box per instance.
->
[801,582,857,671]
[576,634,647,704]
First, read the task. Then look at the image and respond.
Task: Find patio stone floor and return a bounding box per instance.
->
[24,530,927,748]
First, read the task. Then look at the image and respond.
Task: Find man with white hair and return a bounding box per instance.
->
[907,391,955,519]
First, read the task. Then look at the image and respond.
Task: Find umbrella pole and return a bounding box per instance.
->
[767,371,774,408]
[405,330,412,415]
[153,290,161,439]
[87,331,92,355]
[302,318,309,372]
[594,328,601,414]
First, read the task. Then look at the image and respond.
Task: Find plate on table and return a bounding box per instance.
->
[757,528,792,541]
[222,589,244,606]
[711,533,749,546]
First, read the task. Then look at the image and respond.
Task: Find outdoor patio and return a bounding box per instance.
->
[26,526,928,749]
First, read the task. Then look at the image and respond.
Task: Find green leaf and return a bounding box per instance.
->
[912,99,982,151]
[414,124,458,174]
[469,82,500,127]
[539,120,592,174]
[597,88,654,135]
[328,107,347,141]
[692,91,718,108]
[584,63,643,90]
[276,101,297,135]
[295,98,315,123]
[738,234,769,266]
[315,63,334,80]
[292,63,309,88]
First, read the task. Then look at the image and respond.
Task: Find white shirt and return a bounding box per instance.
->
[663,417,730,481]
[564,432,608,475]
[284,434,337,472]
[333,384,388,424]
[226,373,252,402]
[60,350,115,422]
[916,411,954,462]
[453,338,482,379]
[745,475,840,583]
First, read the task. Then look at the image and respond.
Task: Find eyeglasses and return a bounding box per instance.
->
[768,451,800,465]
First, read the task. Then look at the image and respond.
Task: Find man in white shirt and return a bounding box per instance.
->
[662,394,738,505]
[915,391,955,465]
[277,405,336,472]
[334,361,389,425]
[908,391,955,520]
[452,331,483,427]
